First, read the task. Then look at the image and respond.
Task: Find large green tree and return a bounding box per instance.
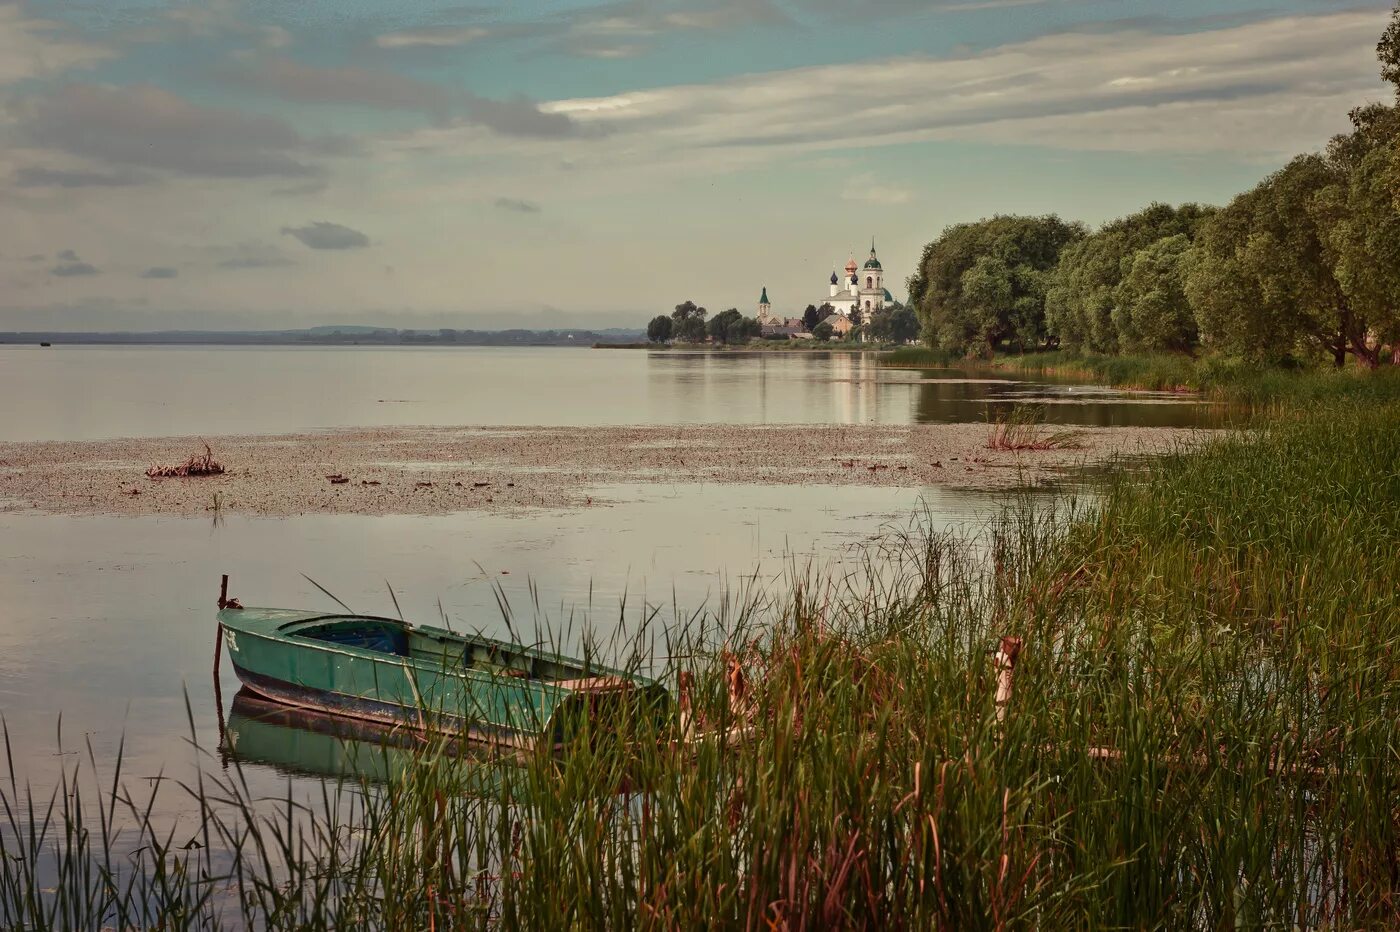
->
[1187,156,1360,365]
[1314,105,1400,365]
[1115,235,1198,353]
[1381,3,1400,92]
[865,302,919,344]
[913,215,1084,356]
[1045,203,1214,353]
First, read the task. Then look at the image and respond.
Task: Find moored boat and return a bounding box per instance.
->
[216,598,670,752]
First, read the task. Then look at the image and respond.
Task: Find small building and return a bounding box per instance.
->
[820,314,854,338]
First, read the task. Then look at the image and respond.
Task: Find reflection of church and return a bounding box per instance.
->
[822,242,893,318]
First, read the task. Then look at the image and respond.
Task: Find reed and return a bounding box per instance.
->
[2,397,1398,928]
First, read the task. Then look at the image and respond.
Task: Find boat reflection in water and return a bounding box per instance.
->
[222,689,525,791]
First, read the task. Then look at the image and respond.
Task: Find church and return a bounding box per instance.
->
[822,242,894,319]
[755,241,895,335]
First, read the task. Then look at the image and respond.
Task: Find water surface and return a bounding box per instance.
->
[0,345,1215,441]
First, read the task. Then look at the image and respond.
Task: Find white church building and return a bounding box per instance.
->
[756,241,895,333]
[822,242,894,318]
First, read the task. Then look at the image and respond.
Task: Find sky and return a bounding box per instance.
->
[1,0,1396,331]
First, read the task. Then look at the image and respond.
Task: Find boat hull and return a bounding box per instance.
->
[217,607,669,751]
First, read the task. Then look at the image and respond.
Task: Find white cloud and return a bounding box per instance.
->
[538,9,1393,159]
[375,26,489,49]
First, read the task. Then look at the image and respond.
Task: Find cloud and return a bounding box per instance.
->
[494,196,542,213]
[281,221,370,250]
[141,267,178,279]
[0,5,113,86]
[842,176,913,205]
[227,57,455,116]
[225,56,580,137]
[535,9,1392,160]
[15,84,342,179]
[218,255,294,269]
[12,166,148,188]
[57,249,80,262]
[375,26,489,49]
[548,0,791,59]
[51,261,99,277]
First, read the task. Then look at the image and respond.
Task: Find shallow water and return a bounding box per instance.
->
[0,481,1030,799]
[0,345,1216,441]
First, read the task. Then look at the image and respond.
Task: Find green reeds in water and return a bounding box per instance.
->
[3,398,1398,928]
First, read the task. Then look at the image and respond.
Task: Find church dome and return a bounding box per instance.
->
[864,240,882,270]
[883,288,894,301]
[830,271,839,285]
[844,257,858,273]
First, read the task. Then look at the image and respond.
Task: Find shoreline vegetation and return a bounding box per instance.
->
[3,382,1396,927]
[882,346,1400,403]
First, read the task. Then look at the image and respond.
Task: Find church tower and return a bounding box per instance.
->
[757,286,771,322]
[859,239,885,316]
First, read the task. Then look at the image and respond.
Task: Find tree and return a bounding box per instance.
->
[914,215,1084,356]
[647,315,673,343]
[1315,103,1400,365]
[706,308,761,345]
[671,300,708,343]
[1045,202,1215,353]
[813,321,834,342]
[802,304,821,331]
[866,302,919,344]
[1381,2,1400,92]
[1186,156,1359,365]
[1115,235,1197,352]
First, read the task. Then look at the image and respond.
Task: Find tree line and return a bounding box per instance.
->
[646,299,920,344]
[909,7,1400,368]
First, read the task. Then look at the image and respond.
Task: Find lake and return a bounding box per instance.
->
[0,344,1215,441]
[0,345,1181,822]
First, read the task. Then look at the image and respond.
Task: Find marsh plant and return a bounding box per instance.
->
[2,398,1397,929]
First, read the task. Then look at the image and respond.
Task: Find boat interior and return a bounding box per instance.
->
[284,616,591,683]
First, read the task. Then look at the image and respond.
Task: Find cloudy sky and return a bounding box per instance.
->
[2,0,1395,330]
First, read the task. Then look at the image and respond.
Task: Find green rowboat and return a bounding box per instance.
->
[216,605,670,751]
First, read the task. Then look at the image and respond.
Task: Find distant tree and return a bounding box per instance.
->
[439,328,459,342]
[802,304,821,331]
[647,315,673,343]
[707,308,761,345]
[914,215,1084,357]
[850,305,863,327]
[866,302,919,344]
[671,300,708,343]
[813,321,834,342]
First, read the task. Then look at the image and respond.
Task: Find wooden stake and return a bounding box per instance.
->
[993,636,1023,725]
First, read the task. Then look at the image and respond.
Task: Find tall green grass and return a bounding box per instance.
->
[958,349,1400,404]
[3,399,1398,928]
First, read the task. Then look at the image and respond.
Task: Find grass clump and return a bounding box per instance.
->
[986,404,1083,451]
[3,398,1399,928]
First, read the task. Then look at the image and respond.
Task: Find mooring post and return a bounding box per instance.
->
[993,635,1023,726]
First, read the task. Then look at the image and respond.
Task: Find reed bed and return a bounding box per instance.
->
[2,398,1398,929]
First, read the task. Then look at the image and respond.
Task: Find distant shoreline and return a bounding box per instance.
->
[0,328,644,348]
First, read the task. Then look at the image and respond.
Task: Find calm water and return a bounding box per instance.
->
[0,343,1163,829]
[0,345,1214,441]
[0,483,1012,801]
